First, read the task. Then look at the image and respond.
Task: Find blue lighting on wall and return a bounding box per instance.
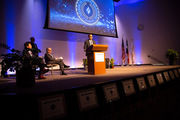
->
[134,40,141,64]
[108,40,116,63]
[5,1,15,53]
[32,0,42,55]
[67,34,77,68]
[6,22,15,53]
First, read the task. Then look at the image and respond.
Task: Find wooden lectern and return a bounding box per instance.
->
[87,44,108,75]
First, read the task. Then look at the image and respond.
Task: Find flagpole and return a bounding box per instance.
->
[122,34,124,66]
[121,35,125,66]
[131,38,135,66]
[126,39,130,66]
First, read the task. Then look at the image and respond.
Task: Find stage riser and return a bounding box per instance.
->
[0,68,180,120]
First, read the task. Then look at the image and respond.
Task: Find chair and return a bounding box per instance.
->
[46,64,59,75]
[40,56,58,75]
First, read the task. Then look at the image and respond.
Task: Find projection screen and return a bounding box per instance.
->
[45,0,118,37]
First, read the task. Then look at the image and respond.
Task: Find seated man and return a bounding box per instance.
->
[44,47,70,75]
[23,42,49,79]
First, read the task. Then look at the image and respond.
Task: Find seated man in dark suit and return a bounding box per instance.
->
[22,42,49,79]
[44,47,70,75]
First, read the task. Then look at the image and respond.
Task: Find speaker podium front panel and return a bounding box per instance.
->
[87,45,108,75]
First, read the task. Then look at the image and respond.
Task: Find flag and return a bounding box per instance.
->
[121,37,125,64]
[126,39,130,64]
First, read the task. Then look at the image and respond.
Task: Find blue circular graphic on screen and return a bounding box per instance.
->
[75,0,100,25]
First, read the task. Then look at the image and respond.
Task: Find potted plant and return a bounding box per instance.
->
[83,59,88,70]
[0,43,22,78]
[110,58,115,68]
[165,49,179,65]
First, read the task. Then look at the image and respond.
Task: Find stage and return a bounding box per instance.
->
[0,65,180,120]
[0,65,180,94]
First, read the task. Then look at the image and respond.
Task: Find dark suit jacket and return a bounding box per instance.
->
[22,48,40,66]
[22,49,33,60]
[84,39,96,50]
[84,39,96,56]
[30,42,41,57]
[44,53,56,64]
[31,42,38,50]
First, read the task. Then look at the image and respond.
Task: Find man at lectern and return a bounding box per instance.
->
[84,34,96,56]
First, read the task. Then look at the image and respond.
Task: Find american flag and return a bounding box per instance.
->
[126,39,130,64]
[121,37,125,63]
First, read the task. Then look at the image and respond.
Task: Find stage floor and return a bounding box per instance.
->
[0,65,180,94]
